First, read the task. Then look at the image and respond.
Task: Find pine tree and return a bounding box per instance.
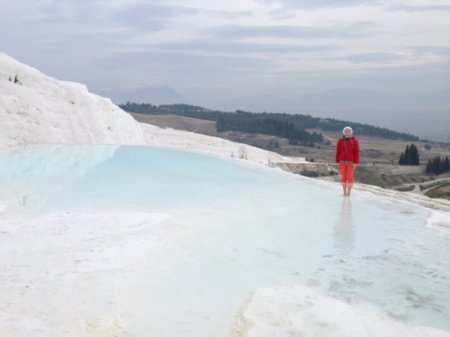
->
[445,157,450,172]
[431,157,441,175]
[410,144,419,165]
[216,116,224,132]
[399,144,419,166]
[428,156,450,175]
[404,145,411,164]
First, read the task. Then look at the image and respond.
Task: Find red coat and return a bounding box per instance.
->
[336,137,360,164]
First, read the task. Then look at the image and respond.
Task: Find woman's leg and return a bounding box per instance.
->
[339,163,349,195]
[346,164,354,196]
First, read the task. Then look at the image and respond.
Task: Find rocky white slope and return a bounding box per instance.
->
[233,285,450,337]
[0,53,145,148]
[0,53,304,166]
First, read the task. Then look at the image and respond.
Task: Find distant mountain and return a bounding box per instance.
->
[96,85,186,105]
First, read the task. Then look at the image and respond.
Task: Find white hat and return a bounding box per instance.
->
[342,126,353,136]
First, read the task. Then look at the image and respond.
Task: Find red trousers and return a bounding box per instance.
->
[339,163,354,184]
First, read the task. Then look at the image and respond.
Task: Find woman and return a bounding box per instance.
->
[336,126,360,196]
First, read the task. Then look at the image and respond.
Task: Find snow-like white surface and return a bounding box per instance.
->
[0,54,145,148]
[0,52,305,166]
[426,209,450,232]
[0,209,171,337]
[355,182,450,214]
[233,285,450,337]
[1,146,449,337]
[141,123,305,166]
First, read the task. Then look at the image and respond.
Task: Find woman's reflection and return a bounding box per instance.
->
[334,197,354,255]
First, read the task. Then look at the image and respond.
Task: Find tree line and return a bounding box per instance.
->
[120,102,420,142]
[426,156,450,175]
[397,144,450,175]
[216,113,323,146]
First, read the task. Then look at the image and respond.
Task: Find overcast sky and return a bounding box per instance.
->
[2,0,450,138]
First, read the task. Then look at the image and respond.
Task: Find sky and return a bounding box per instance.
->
[1,0,450,139]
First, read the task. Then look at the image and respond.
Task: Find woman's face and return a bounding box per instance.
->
[343,128,353,138]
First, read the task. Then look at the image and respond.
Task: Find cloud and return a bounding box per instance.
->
[100,50,273,72]
[29,0,113,24]
[6,1,206,53]
[418,46,450,54]
[256,0,380,9]
[210,22,375,40]
[340,52,405,64]
[40,31,135,49]
[114,3,199,30]
[150,39,338,55]
[21,1,201,33]
[388,4,450,12]
[411,46,450,58]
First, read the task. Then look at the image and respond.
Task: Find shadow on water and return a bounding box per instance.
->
[334,197,354,255]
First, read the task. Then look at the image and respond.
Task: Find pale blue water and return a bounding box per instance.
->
[0,145,449,335]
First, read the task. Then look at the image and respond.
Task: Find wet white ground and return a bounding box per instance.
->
[0,145,449,337]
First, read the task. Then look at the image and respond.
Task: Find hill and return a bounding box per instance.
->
[120,102,421,147]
